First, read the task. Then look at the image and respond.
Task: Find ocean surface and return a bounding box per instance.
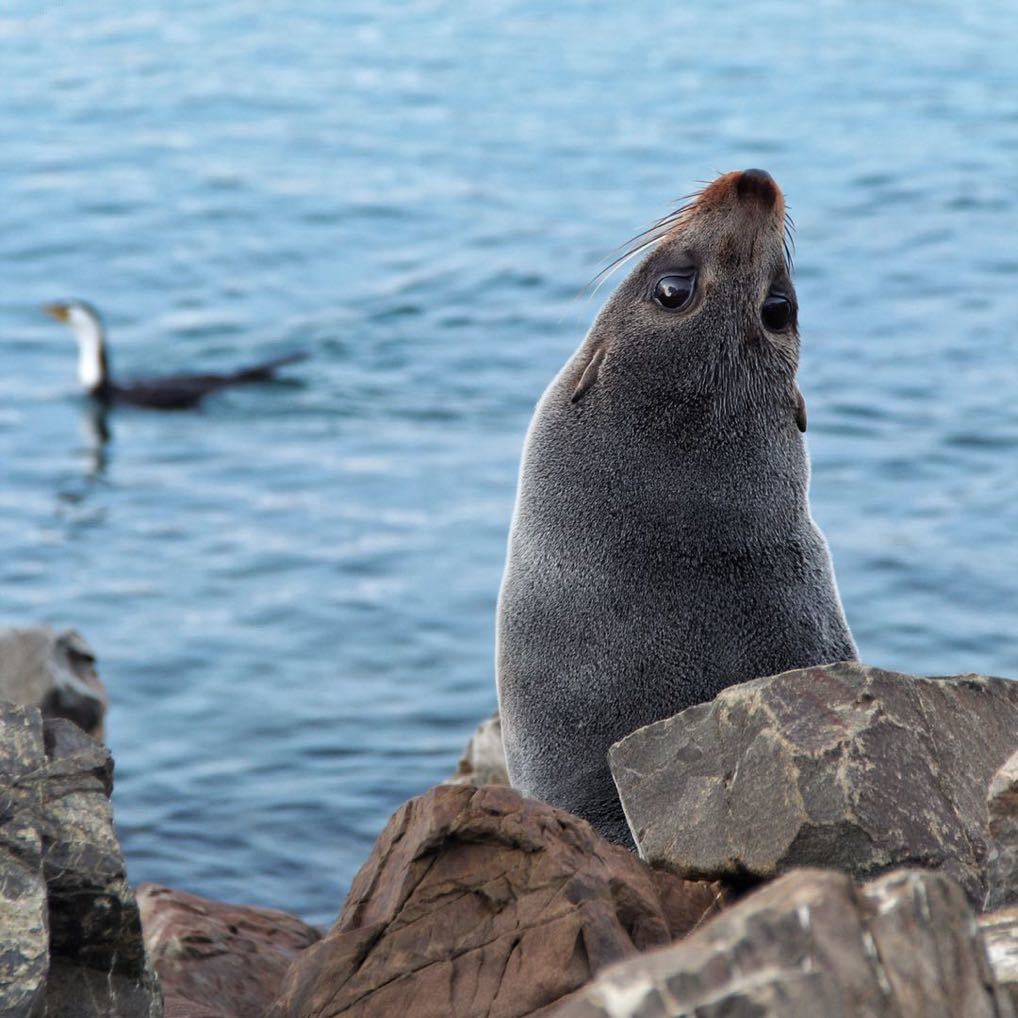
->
[2,2,1017,925]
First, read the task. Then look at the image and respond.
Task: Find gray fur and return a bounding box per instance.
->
[496,171,857,846]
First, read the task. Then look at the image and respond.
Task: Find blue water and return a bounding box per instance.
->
[2,2,1017,924]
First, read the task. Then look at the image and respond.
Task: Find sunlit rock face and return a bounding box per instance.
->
[611,661,1018,905]
[267,784,720,1018]
[558,868,1014,1018]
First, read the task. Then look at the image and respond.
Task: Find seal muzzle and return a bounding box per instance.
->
[735,168,779,209]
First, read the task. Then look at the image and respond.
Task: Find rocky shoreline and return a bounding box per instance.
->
[4,627,1018,1016]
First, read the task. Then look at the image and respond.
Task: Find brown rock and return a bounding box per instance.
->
[162,1003,233,1018]
[268,784,719,1018]
[559,868,1015,1018]
[138,883,321,1018]
[0,625,107,740]
[448,712,510,786]
[611,662,1018,904]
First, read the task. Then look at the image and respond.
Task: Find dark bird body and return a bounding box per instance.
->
[44,301,307,409]
[93,352,308,409]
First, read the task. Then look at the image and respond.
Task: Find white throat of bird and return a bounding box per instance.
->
[67,305,106,392]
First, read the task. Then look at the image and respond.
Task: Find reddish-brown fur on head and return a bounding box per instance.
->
[691,168,786,221]
[596,170,790,290]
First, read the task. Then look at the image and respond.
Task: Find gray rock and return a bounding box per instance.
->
[610,662,1018,904]
[0,626,108,740]
[981,906,1018,1013]
[0,705,49,1018]
[558,867,1015,1018]
[446,712,509,786]
[987,751,1018,909]
[0,702,161,1017]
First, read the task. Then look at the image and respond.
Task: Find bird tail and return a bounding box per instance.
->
[227,350,309,383]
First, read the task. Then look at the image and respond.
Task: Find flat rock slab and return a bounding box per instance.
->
[268,784,720,1018]
[559,867,1015,1018]
[138,883,321,1018]
[610,662,1018,903]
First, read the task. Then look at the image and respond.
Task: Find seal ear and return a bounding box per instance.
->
[571,347,605,404]
[795,388,807,433]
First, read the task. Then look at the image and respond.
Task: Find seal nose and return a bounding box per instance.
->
[735,168,778,209]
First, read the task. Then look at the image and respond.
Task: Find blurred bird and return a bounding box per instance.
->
[43,300,307,410]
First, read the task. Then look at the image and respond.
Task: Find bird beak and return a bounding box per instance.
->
[43,303,70,322]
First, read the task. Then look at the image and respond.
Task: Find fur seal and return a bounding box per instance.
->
[496,168,857,846]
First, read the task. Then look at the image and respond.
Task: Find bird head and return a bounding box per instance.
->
[43,300,108,393]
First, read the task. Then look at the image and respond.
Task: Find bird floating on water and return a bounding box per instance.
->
[43,300,307,410]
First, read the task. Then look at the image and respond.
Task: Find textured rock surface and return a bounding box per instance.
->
[162,1004,231,1018]
[987,751,1018,909]
[611,662,1018,903]
[559,867,1014,1018]
[448,712,510,786]
[0,704,49,1018]
[0,625,108,740]
[0,702,161,1017]
[981,907,1018,1013]
[138,883,321,1018]
[268,784,720,1018]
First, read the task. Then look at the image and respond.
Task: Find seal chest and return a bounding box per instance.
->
[496,169,857,846]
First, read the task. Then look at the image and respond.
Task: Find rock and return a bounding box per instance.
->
[0,625,108,740]
[987,751,1018,909]
[162,1005,231,1018]
[980,907,1018,1012]
[0,702,161,1017]
[447,712,509,786]
[610,662,1018,904]
[0,704,50,1018]
[138,883,321,1018]
[43,719,161,1016]
[267,784,720,1018]
[559,867,1015,1018]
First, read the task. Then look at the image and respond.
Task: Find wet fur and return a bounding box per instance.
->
[496,172,856,846]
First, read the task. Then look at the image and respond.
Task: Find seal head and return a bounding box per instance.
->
[568,167,799,428]
[496,169,857,846]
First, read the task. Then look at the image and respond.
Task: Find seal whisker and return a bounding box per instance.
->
[587,198,700,294]
[783,212,797,268]
[587,233,667,295]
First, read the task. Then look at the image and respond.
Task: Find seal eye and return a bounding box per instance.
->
[653,273,696,311]
[761,294,793,331]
